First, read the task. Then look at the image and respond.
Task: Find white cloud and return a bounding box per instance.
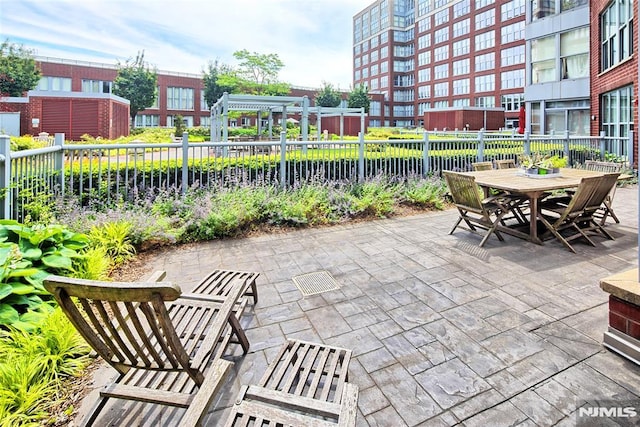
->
[2,0,372,89]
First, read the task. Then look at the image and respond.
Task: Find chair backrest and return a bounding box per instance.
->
[496,159,516,169]
[584,160,623,173]
[44,275,194,376]
[443,171,483,212]
[472,161,493,171]
[556,174,618,223]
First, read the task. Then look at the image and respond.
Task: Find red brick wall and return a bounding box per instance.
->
[609,296,640,339]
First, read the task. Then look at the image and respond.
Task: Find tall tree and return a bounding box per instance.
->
[0,40,41,96]
[113,51,157,125]
[347,84,370,113]
[202,59,235,108]
[233,49,284,87]
[315,82,342,107]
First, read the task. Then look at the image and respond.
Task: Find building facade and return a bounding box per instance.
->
[353,0,527,130]
[524,0,591,135]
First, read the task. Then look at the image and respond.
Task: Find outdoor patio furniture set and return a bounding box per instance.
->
[445,160,624,253]
[44,269,359,426]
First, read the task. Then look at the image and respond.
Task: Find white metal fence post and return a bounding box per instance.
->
[627,131,634,167]
[563,130,570,160]
[423,131,430,177]
[0,135,11,219]
[477,129,485,162]
[54,133,65,194]
[358,132,365,182]
[524,130,531,156]
[181,132,189,196]
[599,131,606,160]
[280,131,287,188]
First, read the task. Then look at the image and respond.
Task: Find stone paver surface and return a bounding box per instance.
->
[81,186,640,426]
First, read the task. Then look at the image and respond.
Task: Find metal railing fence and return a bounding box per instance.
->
[0,130,633,221]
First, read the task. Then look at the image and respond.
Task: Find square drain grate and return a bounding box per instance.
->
[293,271,340,296]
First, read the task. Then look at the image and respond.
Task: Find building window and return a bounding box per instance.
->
[434,64,449,79]
[418,85,431,99]
[453,19,470,38]
[433,100,449,108]
[475,53,495,72]
[434,27,449,44]
[532,0,555,20]
[501,21,524,44]
[370,100,382,115]
[371,64,379,76]
[601,0,634,71]
[601,85,633,137]
[453,98,470,107]
[453,58,470,76]
[418,16,431,32]
[371,78,379,90]
[474,74,495,92]
[475,0,495,9]
[434,9,449,26]
[475,9,495,30]
[134,114,159,127]
[200,91,209,111]
[418,68,431,82]
[418,51,431,66]
[380,76,389,88]
[418,34,431,49]
[453,78,470,95]
[167,115,193,127]
[81,79,112,94]
[167,87,194,110]
[380,46,389,58]
[531,35,556,83]
[433,82,449,97]
[453,39,470,56]
[501,0,525,21]
[561,27,589,79]
[418,0,431,16]
[475,31,495,51]
[200,116,211,127]
[561,0,587,12]
[475,96,496,107]
[501,94,524,112]
[36,76,72,91]
[434,46,449,62]
[454,0,471,18]
[370,50,379,62]
[501,69,524,89]
[501,46,525,67]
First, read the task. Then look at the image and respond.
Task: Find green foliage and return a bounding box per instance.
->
[0,308,91,426]
[9,136,49,151]
[113,51,158,123]
[268,186,331,226]
[0,40,41,97]
[347,84,371,113]
[315,82,342,107]
[401,178,447,209]
[72,246,112,281]
[0,221,88,330]
[174,114,186,138]
[88,221,136,266]
[202,59,235,107]
[349,180,398,217]
[233,49,284,87]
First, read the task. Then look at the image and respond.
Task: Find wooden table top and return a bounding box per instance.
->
[463,168,622,194]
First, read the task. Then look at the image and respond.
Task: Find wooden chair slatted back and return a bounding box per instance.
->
[496,159,516,169]
[584,173,620,213]
[472,161,493,171]
[45,276,193,376]
[554,175,610,224]
[443,171,483,212]
[585,160,623,173]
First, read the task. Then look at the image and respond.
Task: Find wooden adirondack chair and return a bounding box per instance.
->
[443,171,519,247]
[44,271,252,426]
[539,173,620,252]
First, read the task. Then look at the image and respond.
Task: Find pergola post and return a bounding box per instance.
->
[302,96,309,154]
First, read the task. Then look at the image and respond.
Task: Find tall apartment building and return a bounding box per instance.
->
[353,0,526,130]
[525,0,591,135]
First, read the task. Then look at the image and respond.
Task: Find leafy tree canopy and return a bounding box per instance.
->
[113,51,157,124]
[315,82,342,107]
[233,49,284,87]
[202,59,235,108]
[0,40,41,97]
[347,84,370,113]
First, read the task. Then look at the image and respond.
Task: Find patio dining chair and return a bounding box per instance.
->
[585,160,623,225]
[496,159,517,169]
[443,171,520,247]
[539,173,620,253]
[44,271,253,427]
[471,161,493,171]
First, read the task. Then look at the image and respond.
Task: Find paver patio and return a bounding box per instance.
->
[79,186,640,426]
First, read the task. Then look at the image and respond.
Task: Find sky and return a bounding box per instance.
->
[1,0,373,90]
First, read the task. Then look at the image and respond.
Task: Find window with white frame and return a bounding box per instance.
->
[501,21,524,44]
[362,67,369,78]
[531,35,556,83]
[453,98,470,107]
[453,78,470,95]
[380,61,389,73]
[370,100,381,115]
[200,90,209,111]
[380,75,389,88]
[380,46,389,58]
[200,115,211,127]
[370,78,379,90]
[418,68,431,82]
[454,0,470,17]
[453,39,470,56]
[561,27,589,79]
[362,54,369,65]
[474,74,495,92]
[370,50,379,62]
[475,52,495,72]
[453,18,470,37]
[134,114,159,127]
[394,59,414,72]
[418,0,431,16]
[81,79,112,94]
[501,93,524,111]
[355,57,362,68]
[601,85,633,137]
[393,90,414,102]
[36,76,72,91]
[434,45,449,62]
[475,9,495,30]
[417,16,431,33]
[167,87,194,110]
[475,96,495,107]
[501,69,524,89]
[532,0,555,20]
[393,105,414,116]
[501,45,524,67]
[418,51,431,66]
[434,28,449,44]
[418,34,431,49]
[453,58,470,76]
[355,70,361,81]
[501,0,525,20]
[418,85,431,99]
[371,35,379,49]
[433,82,449,97]
[434,100,449,108]
[380,30,388,43]
[371,64,379,76]
[434,9,449,26]
[355,44,362,55]
[601,0,633,71]
[475,0,495,9]
[474,31,495,51]
[434,64,449,79]
[418,102,431,114]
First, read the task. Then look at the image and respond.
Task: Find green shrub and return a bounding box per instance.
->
[402,178,447,209]
[88,221,136,266]
[0,221,88,330]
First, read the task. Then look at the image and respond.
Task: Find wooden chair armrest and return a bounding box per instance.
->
[181,359,233,427]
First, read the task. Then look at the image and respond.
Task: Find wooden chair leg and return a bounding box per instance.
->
[228,314,250,354]
[539,216,576,253]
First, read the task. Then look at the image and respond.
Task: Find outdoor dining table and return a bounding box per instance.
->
[463,168,622,245]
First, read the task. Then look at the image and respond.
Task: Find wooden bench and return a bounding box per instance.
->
[188,268,258,305]
[224,339,359,426]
